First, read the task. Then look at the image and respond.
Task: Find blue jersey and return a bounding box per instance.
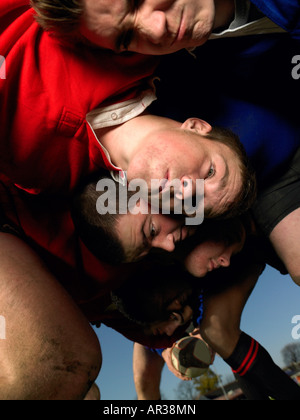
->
[251,0,300,40]
[151,33,300,189]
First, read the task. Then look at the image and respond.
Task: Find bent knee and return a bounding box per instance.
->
[0,338,102,400]
[49,338,102,399]
[280,260,300,287]
[291,273,300,287]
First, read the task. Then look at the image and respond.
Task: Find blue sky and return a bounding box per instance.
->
[93,265,300,400]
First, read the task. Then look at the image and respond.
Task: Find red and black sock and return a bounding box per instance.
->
[225,332,300,400]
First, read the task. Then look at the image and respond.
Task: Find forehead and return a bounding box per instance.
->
[83,0,130,15]
[116,211,150,262]
[151,290,189,321]
[81,0,136,49]
[206,153,242,214]
[191,240,226,254]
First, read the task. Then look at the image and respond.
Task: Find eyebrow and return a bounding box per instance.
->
[115,29,132,52]
[130,219,151,261]
[203,159,230,218]
[220,158,230,191]
[172,310,185,325]
[115,0,137,51]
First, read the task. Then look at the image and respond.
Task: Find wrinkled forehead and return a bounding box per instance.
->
[151,285,191,317]
[115,212,150,262]
[165,289,191,311]
[83,0,130,16]
[81,0,133,46]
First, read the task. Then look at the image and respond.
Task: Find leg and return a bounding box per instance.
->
[226,332,300,400]
[133,342,165,400]
[0,232,102,400]
[199,263,269,400]
[270,208,300,286]
[200,262,262,358]
[200,261,300,400]
[234,374,269,401]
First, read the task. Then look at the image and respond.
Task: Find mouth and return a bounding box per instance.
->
[157,171,180,211]
[174,225,187,244]
[208,260,215,271]
[154,328,165,336]
[180,226,189,241]
[159,171,170,193]
[171,10,186,46]
[177,13,187,42]
[147,171,171,210]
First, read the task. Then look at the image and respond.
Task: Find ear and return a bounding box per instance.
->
[181,118,212,135]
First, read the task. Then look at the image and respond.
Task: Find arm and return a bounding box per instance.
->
[200,261,263,358]
[133,343,165,400]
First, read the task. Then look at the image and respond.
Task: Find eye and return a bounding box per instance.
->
[116,28,135,52]
[169,313,179,322]
[121,29,134,51]
[169,311,184,324]
[206,164,215,179]
[132,0,141,10]
[150,223,157,238]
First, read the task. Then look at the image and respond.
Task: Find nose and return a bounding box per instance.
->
[175,177,194,201]
[137,11,168,44]
[160,323,178,336]
[152,233,176,253]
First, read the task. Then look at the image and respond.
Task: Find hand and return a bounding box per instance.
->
[189,327,216,364]
[161,346,193,381]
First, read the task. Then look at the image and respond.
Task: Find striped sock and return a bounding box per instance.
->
[225,332,300,400]
[232,335,259,377]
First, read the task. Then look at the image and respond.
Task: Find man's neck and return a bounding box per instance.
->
[213,0,235,31]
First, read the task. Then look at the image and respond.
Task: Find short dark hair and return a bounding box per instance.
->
[30,0,83,36]
[71,171,128,265]
[174,215,247,261]
[111,264,198,327]
[204,126,257,219]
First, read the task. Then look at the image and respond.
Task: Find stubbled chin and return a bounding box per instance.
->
[185,263,208,278]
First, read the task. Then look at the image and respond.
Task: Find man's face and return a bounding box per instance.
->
[80,0,215,54]
[126,119,242,218]
[184,240,244,278]
[116,199,193,262]
[148,295,193,336]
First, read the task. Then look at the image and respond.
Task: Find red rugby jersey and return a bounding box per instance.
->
[0,0,158,195]
[0,2,167,347]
